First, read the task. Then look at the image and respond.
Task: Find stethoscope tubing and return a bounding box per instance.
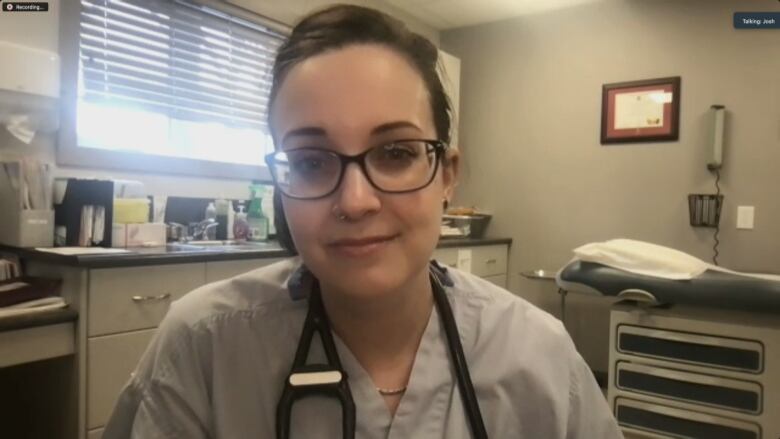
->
[431,270,489,439]
[276,264,488,439]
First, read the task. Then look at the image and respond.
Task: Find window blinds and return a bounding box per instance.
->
[79,0,284,132]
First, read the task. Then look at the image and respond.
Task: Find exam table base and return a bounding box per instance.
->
[607,302,780,439]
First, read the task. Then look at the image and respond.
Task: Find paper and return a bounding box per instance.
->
[614,89,666,129]
[0,297,67,318]
[0,281,29,294]
[0,258,21,281]
[92,205,105,245]
[79,205,93,247]
[0,159,51,210]
[5,113,36,144]
[34,247,131,255]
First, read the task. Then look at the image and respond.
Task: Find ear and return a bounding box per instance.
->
[441,147,460,201]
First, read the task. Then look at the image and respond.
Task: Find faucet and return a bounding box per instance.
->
[166,222,188,242]
[192,218,218,241]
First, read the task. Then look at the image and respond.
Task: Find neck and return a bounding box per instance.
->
[319,267,434,384]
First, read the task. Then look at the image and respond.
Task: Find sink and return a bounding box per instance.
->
[167,241,280,252]
[165,243,211,252]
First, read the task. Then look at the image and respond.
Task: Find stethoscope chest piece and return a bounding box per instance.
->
[276,284,356,439]
[276,263,487,439]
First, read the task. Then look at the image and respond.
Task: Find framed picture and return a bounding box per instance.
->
[601,76,681,144]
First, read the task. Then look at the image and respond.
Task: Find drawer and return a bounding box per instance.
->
[617,325,763,374]
[88,329,156,429]
[88,263,206,336]
[432,247,458,266]
[205,258,283,283]
[433,244,508,277]
[615,397,760,439]
[616,361,762,414]
[470,245,507,277]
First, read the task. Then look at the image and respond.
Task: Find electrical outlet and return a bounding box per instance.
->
[736,206,755,230]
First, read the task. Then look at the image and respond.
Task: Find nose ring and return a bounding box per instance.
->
[332,205,348,221]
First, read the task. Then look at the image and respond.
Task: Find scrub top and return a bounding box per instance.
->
[103,258,624,439]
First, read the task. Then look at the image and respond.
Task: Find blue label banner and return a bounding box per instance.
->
[734,12,780,29]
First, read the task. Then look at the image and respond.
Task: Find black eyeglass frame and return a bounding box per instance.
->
[264,139,449,200]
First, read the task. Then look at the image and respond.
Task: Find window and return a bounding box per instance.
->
[65,0,285,177]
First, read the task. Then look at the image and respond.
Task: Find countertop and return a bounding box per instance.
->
[0,237,512,269]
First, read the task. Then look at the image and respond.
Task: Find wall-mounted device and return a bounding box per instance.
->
[707,105,725,170]
[0,41,61,134]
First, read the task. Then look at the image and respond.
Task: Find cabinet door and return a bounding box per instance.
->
[438,50,460,148]
[88,263,206,336]
[88,329,156,429]
[205,258,283,283]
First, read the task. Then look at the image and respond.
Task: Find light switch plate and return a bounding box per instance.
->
[736,206,755,229]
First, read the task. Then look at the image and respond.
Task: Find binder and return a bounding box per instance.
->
[53,178,114,247]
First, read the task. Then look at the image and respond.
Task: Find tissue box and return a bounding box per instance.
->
[113,198,150,224]
[112,223,165,248]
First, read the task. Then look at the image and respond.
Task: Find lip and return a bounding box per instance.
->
[327,234,398,257]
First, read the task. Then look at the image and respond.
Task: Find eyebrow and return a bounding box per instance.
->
[281,127,326,145]
[370,121,422,135]
[280,121,422,145]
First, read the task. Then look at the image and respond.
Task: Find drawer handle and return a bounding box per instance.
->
[131,293,171,302]
[486,258,497,264]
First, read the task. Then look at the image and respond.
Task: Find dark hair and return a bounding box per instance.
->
[269,4,453,254]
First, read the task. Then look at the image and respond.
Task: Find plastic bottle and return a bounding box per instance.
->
[247,185,268,241]
[204,202,217,240]
[215,199,230,240]
[205,202,217,221]
[227,202,235,240]
[261,185,276,236]
[233,204,249,240]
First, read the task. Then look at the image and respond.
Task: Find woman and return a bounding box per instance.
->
[105,5,623,438]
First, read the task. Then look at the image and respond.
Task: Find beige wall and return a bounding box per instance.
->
[0,0,438,199]
[443,0,780,371]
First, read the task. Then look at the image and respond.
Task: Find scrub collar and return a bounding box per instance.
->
[286,260,455,301]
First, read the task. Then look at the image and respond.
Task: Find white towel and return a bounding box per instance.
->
[572,239,780,281]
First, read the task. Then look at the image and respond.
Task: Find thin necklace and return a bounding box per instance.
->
[377,386,407,396]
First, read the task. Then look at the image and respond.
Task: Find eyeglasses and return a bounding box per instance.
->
[265,139,448,200]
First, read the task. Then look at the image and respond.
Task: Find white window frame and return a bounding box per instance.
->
[58,0,290,180]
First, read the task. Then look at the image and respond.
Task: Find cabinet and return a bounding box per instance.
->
[608,302,780,438]
[438,50,461,148]
[433,244,508,287]
[88,264,206,336]
[83,259,279,435]
[87,329,156,428]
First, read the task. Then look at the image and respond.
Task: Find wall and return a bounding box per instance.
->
[0,0,439,198]
[442,0,780,370]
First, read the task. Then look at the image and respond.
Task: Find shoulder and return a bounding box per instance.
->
[445,266,569,348]
[445,266,582,391]
[138,257,305,373]
[163,257,305,331]
[130,257,305,382]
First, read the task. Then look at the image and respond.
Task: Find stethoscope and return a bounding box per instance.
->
[276,261,488,439]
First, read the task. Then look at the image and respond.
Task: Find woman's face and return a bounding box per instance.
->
[271,44,458,298]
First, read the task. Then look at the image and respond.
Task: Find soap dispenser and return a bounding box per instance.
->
[233,204,249,241]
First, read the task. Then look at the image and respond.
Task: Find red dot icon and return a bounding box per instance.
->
[5,3,14,11]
